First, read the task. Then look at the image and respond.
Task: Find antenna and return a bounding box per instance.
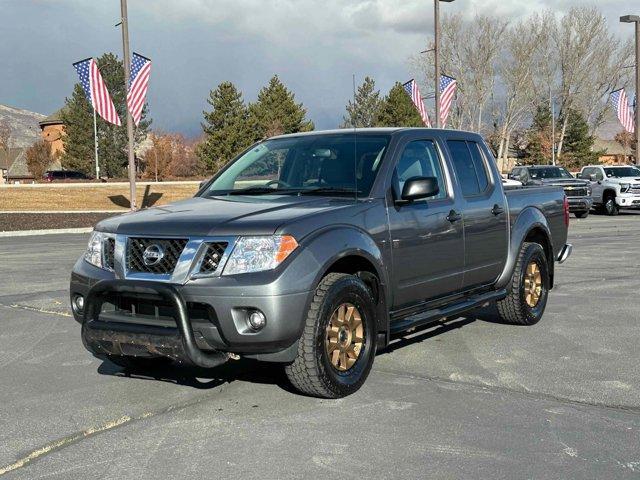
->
[352,74,358,203]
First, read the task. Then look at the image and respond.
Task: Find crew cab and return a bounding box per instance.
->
[509,165,592,218]
[70,128,571,398]
[577,165,640,215]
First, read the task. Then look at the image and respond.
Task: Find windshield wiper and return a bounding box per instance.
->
[225,187,298,196]
[295,187,361,196]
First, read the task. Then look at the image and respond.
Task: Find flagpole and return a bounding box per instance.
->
[120,0,137,210]
[93,108,99,179]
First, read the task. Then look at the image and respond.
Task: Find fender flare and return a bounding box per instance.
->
[495,207,554,290]
[300,225,390,334]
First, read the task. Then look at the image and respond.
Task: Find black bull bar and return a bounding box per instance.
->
[82,280,229,368]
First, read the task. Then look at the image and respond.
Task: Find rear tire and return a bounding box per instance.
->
[574,211,589,219]
[285,273,376,398]
[496,242,550,326]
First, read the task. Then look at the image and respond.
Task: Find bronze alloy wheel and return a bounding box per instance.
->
[325,303,364,372]
[524,261,543,307]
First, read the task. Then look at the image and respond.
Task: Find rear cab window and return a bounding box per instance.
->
[447,140,491,197]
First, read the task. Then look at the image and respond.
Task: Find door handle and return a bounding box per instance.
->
[446,210,462,222]
[491,204,505,216]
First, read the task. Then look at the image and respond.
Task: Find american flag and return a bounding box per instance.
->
[73,58,121,126]
[439,75,457,127]
[127,53,152,126]
[402,80,431,127]
[611,89,635,133]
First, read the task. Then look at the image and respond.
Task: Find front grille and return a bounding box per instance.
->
[104,237,116,271]
[127,238,188,275]
[198,242,228,275]
[563,187,587,197]
[628,185,640,195]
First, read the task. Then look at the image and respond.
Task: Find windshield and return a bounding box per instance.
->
[529,167,573,179]
[604,167,640,178]
[202,133,390,198]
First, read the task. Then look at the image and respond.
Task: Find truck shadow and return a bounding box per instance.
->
[95,305,506,392]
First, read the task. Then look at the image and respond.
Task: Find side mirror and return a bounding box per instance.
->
[589,174,597,182]
[199,180,207,190]
[398,176,439,203]
[575,173,583,179]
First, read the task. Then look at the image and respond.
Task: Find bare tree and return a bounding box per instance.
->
[551,7,630,158]
[495,15,546,168]
[25,140,54,179]
[410,13,508,132]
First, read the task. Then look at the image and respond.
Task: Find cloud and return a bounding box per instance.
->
[0,0,634,135]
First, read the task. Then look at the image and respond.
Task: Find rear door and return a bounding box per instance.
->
[386,136,464,308]
[445,139,508,289]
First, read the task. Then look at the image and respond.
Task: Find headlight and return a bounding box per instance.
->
[84,231,105,269]
[586,185,592,195]
[223,235,298,275]
[620,183,630,193]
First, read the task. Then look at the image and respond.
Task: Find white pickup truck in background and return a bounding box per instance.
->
[577,165,640,216]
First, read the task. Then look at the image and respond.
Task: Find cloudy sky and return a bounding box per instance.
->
[0,0,634,136]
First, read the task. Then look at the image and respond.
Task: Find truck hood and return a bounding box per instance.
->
[605,177,640,183]
[95,195,357,237]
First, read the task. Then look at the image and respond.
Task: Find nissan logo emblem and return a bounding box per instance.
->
[142,244,165,266]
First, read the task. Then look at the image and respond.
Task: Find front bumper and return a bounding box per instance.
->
[557,243,572,264]
[71,260,311,365]
[567,196,593,212]
[616,194,640,208]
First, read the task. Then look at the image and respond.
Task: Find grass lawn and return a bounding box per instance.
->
[0,183,199,212]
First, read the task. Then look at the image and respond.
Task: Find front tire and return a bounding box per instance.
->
[574,211,589,219]
[496,242,550,326]
[285,273,376,398]
[106,354,170,371]
[604,194,619,216]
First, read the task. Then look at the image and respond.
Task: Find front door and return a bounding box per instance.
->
[387,138,465,309]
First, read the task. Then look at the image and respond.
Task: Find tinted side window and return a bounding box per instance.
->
[447,140,489,197]
[467,142,489,191]
[395,140,446,200]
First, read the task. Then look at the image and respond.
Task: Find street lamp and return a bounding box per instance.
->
[434,0,454,129]
[620,14,640,165]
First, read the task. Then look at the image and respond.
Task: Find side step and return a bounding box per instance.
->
[389,289,507,335]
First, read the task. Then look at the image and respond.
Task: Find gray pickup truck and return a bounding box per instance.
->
[70,128,571,398]
[508,165,592,218]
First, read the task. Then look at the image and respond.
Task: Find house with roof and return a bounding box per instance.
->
[593,138,635,165]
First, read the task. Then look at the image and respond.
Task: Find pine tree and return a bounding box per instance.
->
[61,52,150,178]
[523,105,553,165]
[374,83,424,127]
[247,75,314,141]
[561,109,600,169]
[197,82,251,173]
[341,77,382,128]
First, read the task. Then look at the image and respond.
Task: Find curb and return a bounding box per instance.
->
[0,210,124,214]
[0,227,93,238]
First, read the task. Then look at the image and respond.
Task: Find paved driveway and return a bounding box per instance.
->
[0,213,639,479]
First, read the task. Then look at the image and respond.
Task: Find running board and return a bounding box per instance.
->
[389,289,507,335]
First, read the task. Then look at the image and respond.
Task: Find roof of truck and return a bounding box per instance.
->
[270,127,480,140]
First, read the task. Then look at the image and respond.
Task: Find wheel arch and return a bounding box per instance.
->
[496,207,555,290]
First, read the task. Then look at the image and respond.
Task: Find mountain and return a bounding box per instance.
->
[0,104,46,148]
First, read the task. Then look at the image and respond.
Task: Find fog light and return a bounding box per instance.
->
[248,310,266,331]
[73,294,85,314]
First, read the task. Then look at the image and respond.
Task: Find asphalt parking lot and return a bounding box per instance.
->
[1,213,639,479]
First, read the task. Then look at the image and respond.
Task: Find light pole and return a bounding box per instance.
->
[120,0,137,210]
[621,15,640,166]
[434,0,454,129]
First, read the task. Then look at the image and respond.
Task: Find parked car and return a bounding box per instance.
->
[43,170,90,182]
[577,165,640,216]
[509,165,592,218]
[70,128,571,398]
